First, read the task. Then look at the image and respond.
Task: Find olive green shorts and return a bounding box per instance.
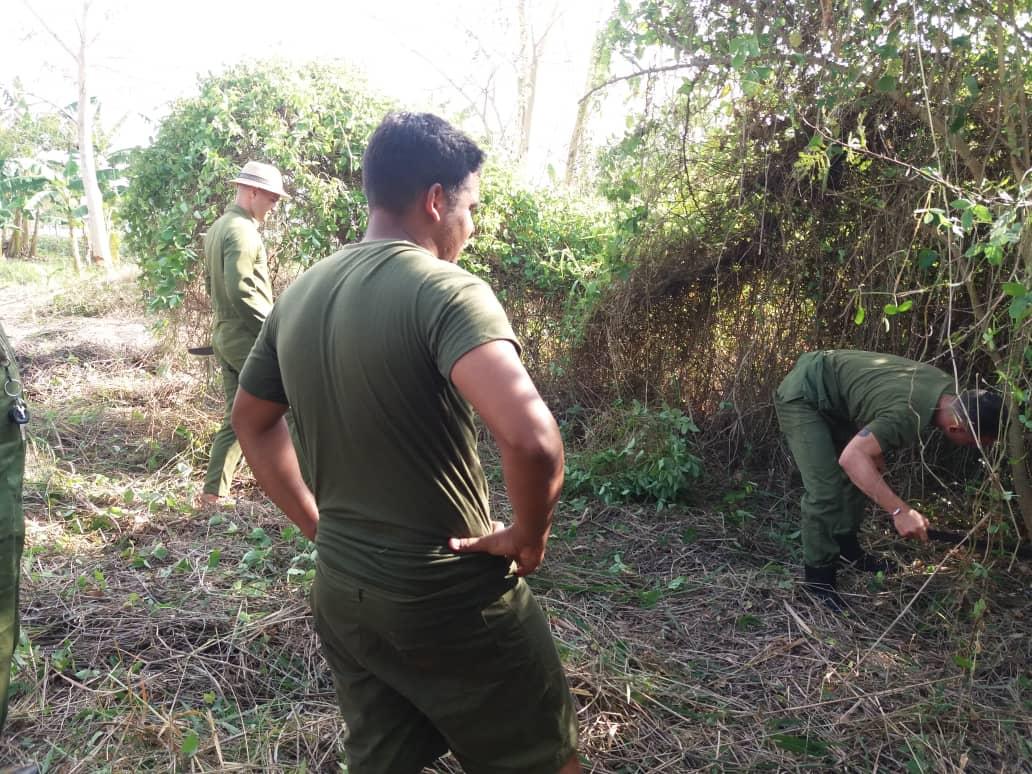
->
[311,567,578,774]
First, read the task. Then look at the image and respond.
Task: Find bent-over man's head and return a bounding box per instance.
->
[944,389,1005,447]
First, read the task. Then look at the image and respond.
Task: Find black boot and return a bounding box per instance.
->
[839,535,897,574]
[802,564,845,612]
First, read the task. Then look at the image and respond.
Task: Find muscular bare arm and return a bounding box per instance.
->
[447,339,564,576]
[231,387,319,540]
[838,428,929,542]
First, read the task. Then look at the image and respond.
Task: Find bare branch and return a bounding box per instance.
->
[579,61,714,103]
[22,0,78,60]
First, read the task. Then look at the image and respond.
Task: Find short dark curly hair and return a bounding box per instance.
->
[954,389,1005,438]
[362,112,485,214]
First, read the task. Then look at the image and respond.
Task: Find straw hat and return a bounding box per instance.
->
[230,161,290,198]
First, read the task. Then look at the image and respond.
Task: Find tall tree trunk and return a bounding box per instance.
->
[566,29,608,187]
[9,212,22,258]
[68,219,83,275]
[515,0,535,170]
[514,0,555,173]
[29,209,40,258]
[76,1,112,273]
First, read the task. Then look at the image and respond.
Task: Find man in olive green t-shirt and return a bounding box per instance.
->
[198,161,287,506]
[775,350,1002,609]
[232,113,581,774]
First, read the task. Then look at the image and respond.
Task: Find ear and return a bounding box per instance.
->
[422,183,446,223]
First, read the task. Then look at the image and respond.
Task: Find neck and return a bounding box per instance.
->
[363,209,437,256]
[234,193,256,220]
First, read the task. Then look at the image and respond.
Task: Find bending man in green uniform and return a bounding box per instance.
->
[199,161,287,507]
[1,321,27,733]
[231,113,581,773]
[775,350,1002,608]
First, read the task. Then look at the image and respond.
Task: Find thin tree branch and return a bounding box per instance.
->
[579,61,714,103]
[22,0,78,60]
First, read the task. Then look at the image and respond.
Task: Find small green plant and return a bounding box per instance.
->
[564,400,702,508]
[723,480,756,525]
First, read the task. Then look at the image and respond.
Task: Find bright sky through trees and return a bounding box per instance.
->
[3,0,618,182]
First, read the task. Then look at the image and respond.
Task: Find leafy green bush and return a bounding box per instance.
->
[464,166,622,373]
[564,400,702,508]
[470,166,613,293]
[119,59,628,384]
[120,60,393,311]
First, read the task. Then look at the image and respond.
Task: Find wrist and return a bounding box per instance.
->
[510,519,548,548]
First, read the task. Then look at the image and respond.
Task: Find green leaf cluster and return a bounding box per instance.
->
[466,166,619,351]
[119,60,393,310]
[564,400,703,508]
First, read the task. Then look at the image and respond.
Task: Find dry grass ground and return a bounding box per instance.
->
[0,263,1029,773]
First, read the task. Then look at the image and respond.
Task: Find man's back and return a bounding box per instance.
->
[780,350,954,451]
[244,240,517,599]
[204,205,272,364]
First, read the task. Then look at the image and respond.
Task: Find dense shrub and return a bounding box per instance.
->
[120,60,393,312]
[465,166,619,376]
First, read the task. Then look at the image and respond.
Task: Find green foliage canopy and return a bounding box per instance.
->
[591,0,1031,529]
[120,60,393,309]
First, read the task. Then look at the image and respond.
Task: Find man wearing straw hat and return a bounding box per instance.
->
[198,161,288,508]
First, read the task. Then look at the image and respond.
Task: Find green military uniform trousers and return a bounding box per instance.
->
[774,395,867,568]
[311,564,579,774]
[203,354,246,497]
[0,324,26,732]
[203,353,310,497]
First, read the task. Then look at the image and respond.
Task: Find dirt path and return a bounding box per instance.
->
[1,266,155,365]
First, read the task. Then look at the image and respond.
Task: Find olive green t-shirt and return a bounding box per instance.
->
[240,240,519,601]
[777,350,955,451]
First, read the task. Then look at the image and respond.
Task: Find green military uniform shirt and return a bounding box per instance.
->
[204,203,273,367]
[776,350,956,451]
[240,240,520,604]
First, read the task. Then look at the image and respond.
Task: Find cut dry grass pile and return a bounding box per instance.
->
[1,268,1029,773]
[542,503,1031,772]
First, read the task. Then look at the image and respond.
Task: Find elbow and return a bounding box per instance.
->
[837,448,853,471]
[502,424,564,473]
[229,409,246,440]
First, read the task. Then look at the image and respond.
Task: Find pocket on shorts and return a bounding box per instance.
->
[479,584,530,653]
[378,585,530,682]
[478,581,560,682]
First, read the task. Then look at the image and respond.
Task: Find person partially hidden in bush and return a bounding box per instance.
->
[198,161,287,508]
[230,113,581,773]
[775,350,1003,611]
[0,322,28,739]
